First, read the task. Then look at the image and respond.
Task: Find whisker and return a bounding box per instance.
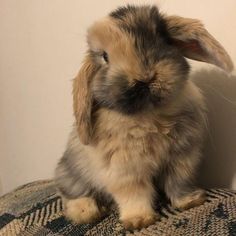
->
[204,84,236,106]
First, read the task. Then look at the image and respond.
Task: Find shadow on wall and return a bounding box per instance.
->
[191,69,236,190]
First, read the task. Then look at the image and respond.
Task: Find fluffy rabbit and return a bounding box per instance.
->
[55,5,233,230]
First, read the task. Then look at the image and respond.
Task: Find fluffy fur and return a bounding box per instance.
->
[55,5,233,230]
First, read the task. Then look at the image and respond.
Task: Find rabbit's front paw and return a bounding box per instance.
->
[121,212,158,230]
[64,197,102,224]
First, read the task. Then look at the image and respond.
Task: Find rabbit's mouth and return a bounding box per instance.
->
[93,74,172,115]
[114,81,163,114]
[103,81,164,115]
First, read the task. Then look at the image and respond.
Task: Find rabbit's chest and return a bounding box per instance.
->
[94,109,174,166]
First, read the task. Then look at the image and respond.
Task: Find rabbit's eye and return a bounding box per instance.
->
[102,51,109,63]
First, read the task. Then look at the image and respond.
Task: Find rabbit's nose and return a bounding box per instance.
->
[142,72,156,83]
[134,80,149,89]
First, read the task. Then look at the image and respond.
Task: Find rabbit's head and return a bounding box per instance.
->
[74,5,233,144]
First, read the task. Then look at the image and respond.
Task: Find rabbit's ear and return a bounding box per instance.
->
[73,55,98,145]
[164,15,234,72]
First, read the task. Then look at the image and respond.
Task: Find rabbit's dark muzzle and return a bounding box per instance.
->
[116,80,162,114]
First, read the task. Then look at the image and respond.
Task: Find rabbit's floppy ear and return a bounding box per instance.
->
[164,15,234,72]
[73,54,98,145]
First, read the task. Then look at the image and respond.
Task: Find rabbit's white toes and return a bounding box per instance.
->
[64,197,102,224]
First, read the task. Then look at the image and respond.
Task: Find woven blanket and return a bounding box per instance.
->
[0,180,236,236]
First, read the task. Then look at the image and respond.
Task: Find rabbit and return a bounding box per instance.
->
[55,5,233,230]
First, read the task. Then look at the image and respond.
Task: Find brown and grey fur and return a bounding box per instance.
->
[55,5,233,230]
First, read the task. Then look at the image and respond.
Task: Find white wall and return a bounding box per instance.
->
[0,177,2,195]
[0,0,236,195]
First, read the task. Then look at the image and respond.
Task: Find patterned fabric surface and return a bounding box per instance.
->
[0,180,236,236]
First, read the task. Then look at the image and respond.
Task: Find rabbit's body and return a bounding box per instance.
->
[55,5,233,230]
[56,80,206,228]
